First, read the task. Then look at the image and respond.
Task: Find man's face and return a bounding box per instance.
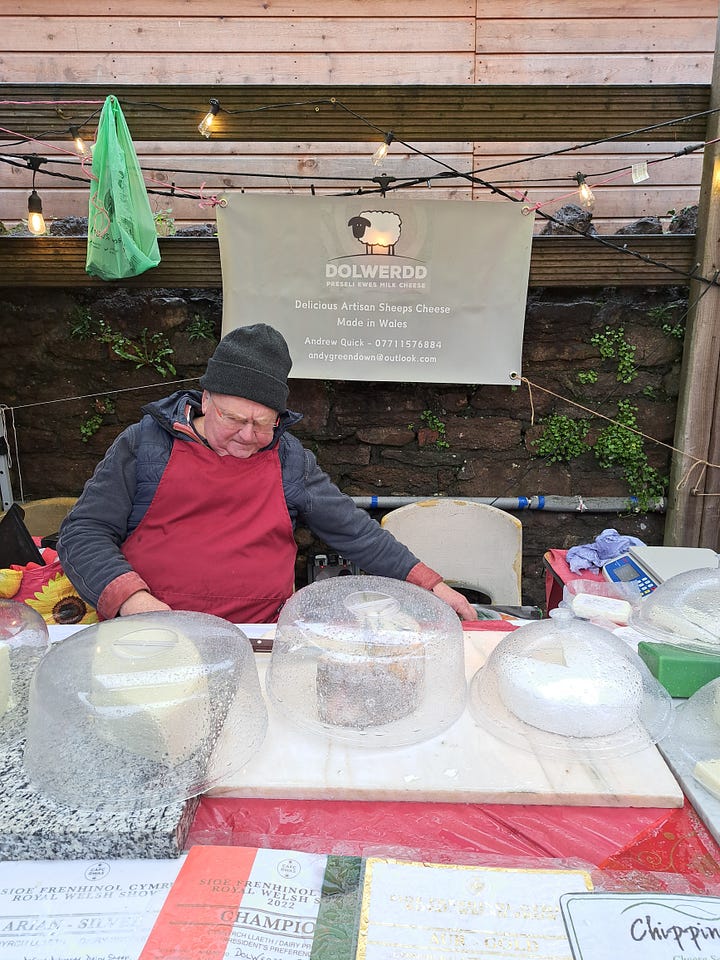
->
[201,392,279,459]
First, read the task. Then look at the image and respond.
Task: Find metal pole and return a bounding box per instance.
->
[0,431,13,511]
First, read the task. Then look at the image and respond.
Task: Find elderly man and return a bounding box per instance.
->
[58,323,476,622]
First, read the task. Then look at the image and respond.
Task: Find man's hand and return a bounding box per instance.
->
[119,590,172,617]
[431,582,477,621]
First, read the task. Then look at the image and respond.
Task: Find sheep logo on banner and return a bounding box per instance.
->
[347,210,402,255]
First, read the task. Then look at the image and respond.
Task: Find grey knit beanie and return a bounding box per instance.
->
[199,324,292,412]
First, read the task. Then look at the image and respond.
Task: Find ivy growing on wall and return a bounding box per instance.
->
[408,409,450,449]
[533,323,666,510]
[593,398,666,505]
[533,414,591,463]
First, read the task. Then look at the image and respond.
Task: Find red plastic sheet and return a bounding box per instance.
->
[544,548,605,613]
[188,797,720,892]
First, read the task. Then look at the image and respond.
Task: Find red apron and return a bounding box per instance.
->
[122,439,296,622]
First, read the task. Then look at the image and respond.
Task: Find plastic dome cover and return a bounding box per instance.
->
[469,611,673,758]
[23,611,267,809]
[266,575,466,747]
[665,677,720,802]
[0,600,49,753]
[629,567,720,651]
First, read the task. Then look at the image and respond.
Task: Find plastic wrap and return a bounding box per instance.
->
[561,577,643,627]
[187,798,720,894]
[0,599,49,753]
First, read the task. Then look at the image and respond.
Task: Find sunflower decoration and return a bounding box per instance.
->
[25,573,98,625]
[0,567,23,599]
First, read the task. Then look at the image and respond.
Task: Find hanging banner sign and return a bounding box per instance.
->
[217,194,533,385]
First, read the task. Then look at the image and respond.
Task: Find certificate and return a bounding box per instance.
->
[0,856,184,960]
[356,857,593,960]
[139,845,330,960]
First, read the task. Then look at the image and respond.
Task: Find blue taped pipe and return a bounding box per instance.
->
[350,495,666,513]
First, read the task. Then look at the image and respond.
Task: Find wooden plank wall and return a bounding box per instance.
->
[0,0,716,234]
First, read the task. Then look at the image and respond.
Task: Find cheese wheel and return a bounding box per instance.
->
[87,622,211,764]
[497,638,643,738]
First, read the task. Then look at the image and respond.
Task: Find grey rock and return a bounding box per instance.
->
[49,216,89,237]
[539,203,597,236]
[614,217,663,236]
[667,205,698,234]
[175,223,217,237]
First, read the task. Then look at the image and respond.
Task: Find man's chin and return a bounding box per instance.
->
[226,444,258,459]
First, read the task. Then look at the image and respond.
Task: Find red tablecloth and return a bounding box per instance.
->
[188,798,720,893]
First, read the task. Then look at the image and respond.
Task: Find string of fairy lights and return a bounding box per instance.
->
[0,94,718,286]
[2,94,720,503]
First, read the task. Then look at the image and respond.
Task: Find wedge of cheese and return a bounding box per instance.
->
[646,605,720,647]
[87,621,211,765]
[693,758,720,801]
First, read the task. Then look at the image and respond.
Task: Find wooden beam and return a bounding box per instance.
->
[0,234,695,288]
[0,84,710,143]
[665,17,720,551]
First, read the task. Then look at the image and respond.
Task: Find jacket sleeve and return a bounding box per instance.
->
[57,423,150,617]
[282,438,442,587]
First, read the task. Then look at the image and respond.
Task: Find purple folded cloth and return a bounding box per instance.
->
[566,528,646,573]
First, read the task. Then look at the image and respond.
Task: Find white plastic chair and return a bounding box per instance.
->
[381,499,522,604]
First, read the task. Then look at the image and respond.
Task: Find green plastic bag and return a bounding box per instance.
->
[86,95,161,280]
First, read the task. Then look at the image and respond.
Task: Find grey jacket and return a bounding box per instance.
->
[58,390,429,616]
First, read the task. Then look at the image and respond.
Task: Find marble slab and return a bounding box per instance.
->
[658,736,720,848]
[208,630,685,808]
[0,640,197,862]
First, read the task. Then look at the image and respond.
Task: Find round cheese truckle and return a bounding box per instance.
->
[266,575,467,748]
[469,610,673,759]
[23,611,267,809]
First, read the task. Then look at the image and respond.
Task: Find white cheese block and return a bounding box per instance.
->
[693,758,720,801]
[87,622,211,765]
[0,642,10,717]
[570,593,632,625]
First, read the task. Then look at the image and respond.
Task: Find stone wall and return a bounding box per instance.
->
[2,283,686,608]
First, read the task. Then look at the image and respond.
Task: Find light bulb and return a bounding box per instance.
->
[575,172,595,210]
[27,189,46,235]
[198,99,220,138]
[372,132,395,166]
[372,142,389,165]
[69,126,91,158]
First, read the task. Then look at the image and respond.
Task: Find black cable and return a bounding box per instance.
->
[1,97,717,286]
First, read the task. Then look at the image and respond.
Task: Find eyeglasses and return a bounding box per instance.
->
[207,394,279,437]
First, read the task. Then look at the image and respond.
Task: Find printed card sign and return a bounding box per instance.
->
[217,194,533,385]
[560,892,720,960]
